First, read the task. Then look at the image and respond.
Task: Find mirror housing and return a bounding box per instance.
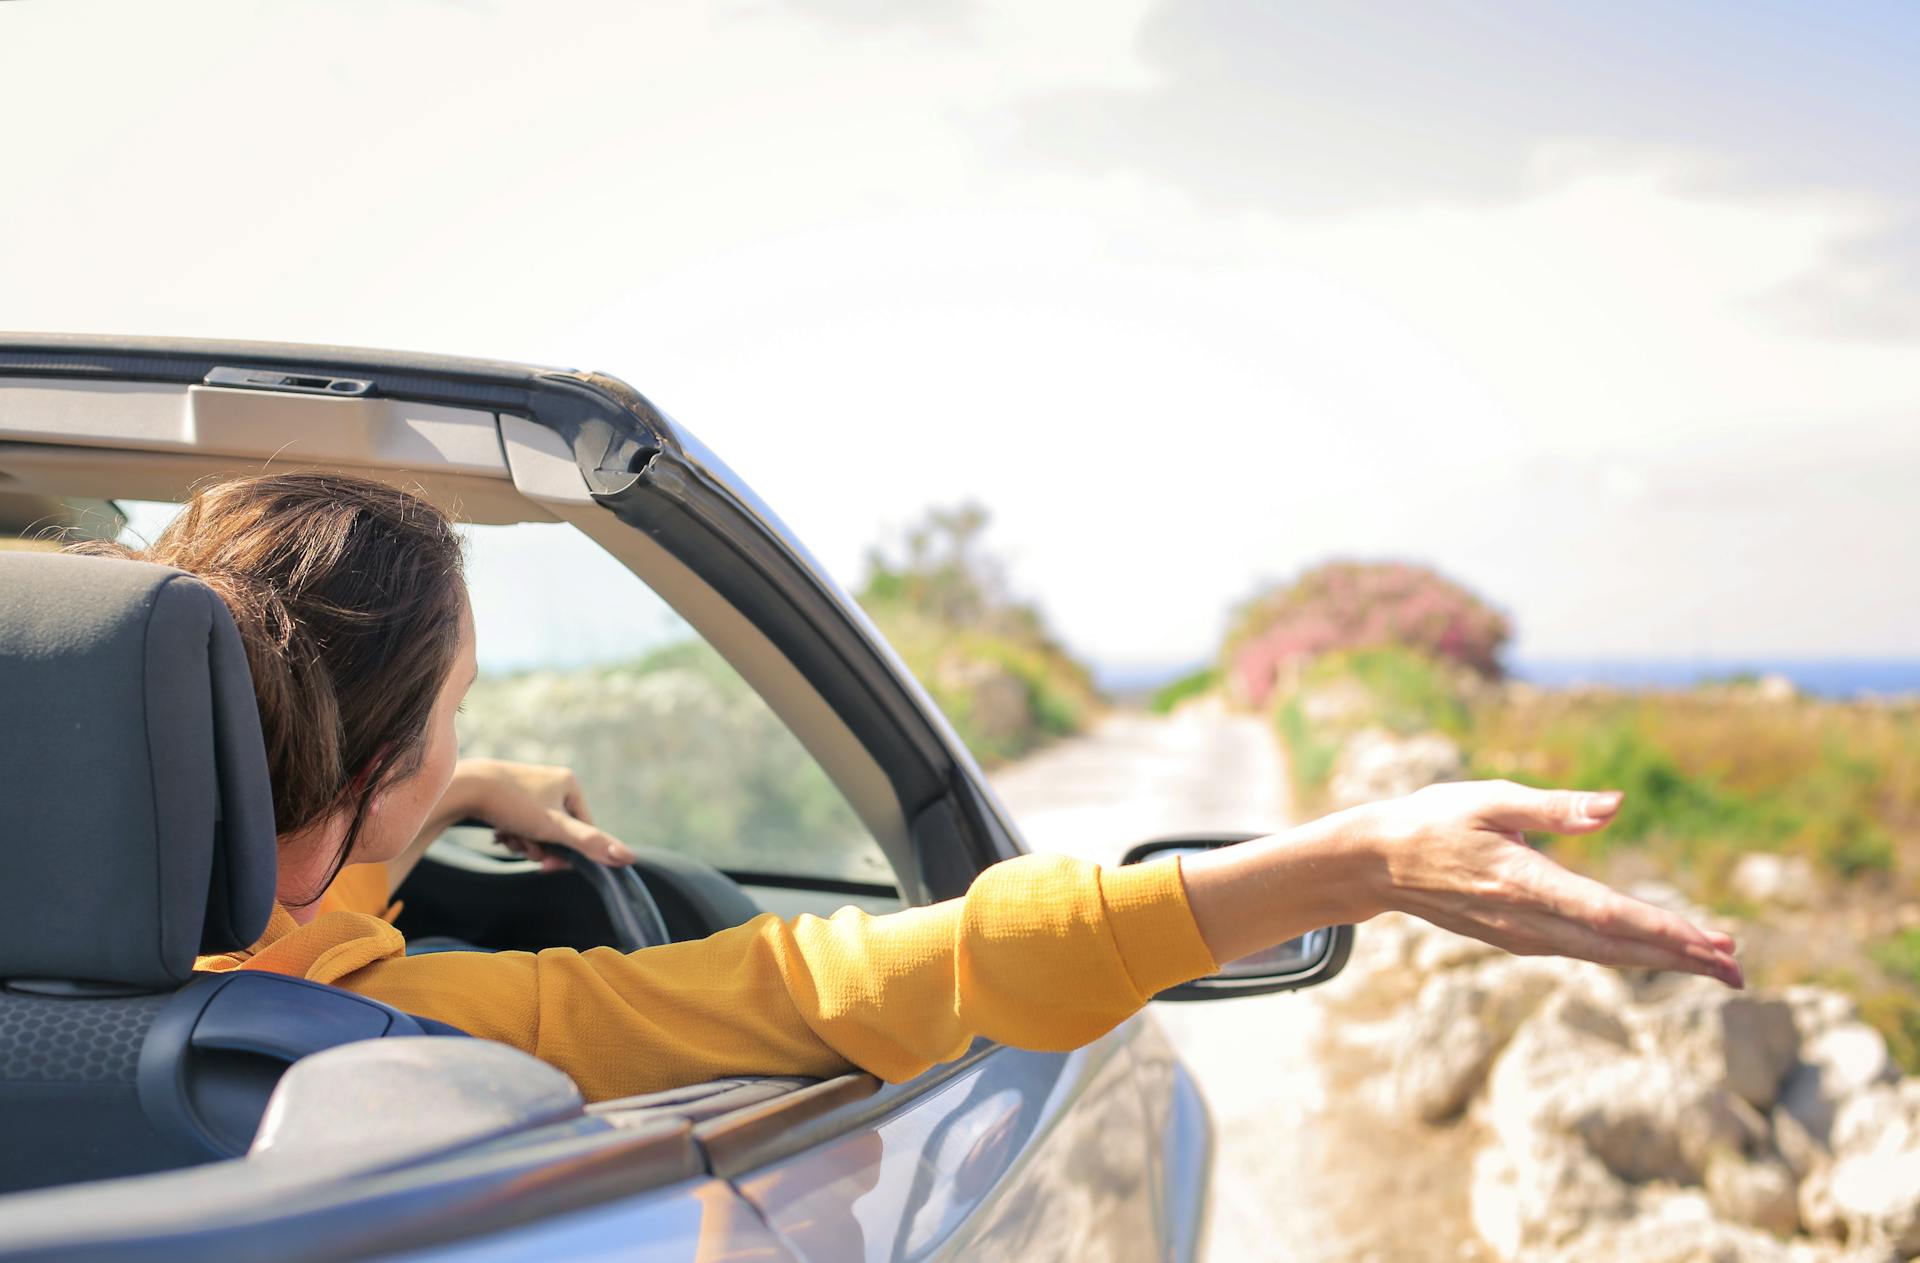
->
[1121,832,1355,1001]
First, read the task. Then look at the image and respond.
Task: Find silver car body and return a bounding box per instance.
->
[0,335,1214,1263]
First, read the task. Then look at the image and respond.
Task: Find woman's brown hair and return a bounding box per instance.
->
[69,472,467,906]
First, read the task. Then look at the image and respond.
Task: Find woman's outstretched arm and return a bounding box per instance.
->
[1183,780,1742,987]
[263,778,1748,1101]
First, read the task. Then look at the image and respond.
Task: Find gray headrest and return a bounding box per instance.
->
[0,552,277,986]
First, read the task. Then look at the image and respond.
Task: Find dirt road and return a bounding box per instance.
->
[988,704,1492,1263]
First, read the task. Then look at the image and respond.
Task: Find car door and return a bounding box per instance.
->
[726,1032,1170,1263]
[442,516,1173,1262]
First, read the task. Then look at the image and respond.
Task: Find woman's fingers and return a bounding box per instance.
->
[1523,855,1710,947]
[496,832,572,872]
[498,819,637,869]
[1400,818,1744,987]
[1518,907,1744,986]
[544,809,637,865]
[1504,851,1743,985]
[1471,781,1625,836]
[1379,779,1744,989]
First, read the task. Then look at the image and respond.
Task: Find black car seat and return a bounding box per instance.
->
[0,551,460,1195]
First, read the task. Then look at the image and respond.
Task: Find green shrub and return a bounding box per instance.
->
[1793,742,1898,877]
[1227,560,1510,707]
[1150,666,1221,715]
[857,503,1097,766]
[1304,647,1469,737]
[1265,646,1469,811]
[1546,715,1780,852]
[1824,826,1897,879]
[1275,694,1343,810]
[1859,987,1920,1076]
[1872,929,1920,987]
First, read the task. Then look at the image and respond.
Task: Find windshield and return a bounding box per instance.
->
[115,502,893,887]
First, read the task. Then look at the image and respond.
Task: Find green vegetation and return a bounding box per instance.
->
[1279,655,1920,1070]
[1859,990,1920,1077]
[1467,695,1912,892]
[1148,665,1221,715]
[457,638,887,883]
[1311,647,1469,737]
[1225,560,1920,1071]
[1875,929,1920,989]
[1275,693,1342,809]
[1269,647,1467,811]
[858,502,1096,765]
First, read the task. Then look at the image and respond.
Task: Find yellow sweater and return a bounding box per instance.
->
[194,853,1218,1103]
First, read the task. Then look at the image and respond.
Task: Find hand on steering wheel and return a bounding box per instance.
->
[457,757,637,872]
[434,759,670,952]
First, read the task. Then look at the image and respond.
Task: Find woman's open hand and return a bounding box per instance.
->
[1180,779,1743,989]
[1345,780,1742,987]
[454,757,637,872]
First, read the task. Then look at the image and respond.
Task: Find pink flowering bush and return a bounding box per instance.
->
[1225,561,1509,708]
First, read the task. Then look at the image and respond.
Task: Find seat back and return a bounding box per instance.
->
[0,552,456,1193]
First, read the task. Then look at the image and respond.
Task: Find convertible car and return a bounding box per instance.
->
[0,335,1354,1262]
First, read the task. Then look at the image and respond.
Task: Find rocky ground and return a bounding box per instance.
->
[989,705,1920,1263]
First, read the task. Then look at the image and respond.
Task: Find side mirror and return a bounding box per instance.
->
[1121,832,1355,1001]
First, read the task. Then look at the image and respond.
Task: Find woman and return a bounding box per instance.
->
[81,472,1741,1103]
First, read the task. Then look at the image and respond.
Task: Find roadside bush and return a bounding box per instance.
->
[1149,665,1222,715]
[1306,647,1470,737]
[1853,933,1920,1075]
[1267,647,1470,808]
[1874,929,1920,988]
[1468,694,1913,889]
[1275,692,1344,809]
[858,503,1097,765]
[1226,561,1509,709]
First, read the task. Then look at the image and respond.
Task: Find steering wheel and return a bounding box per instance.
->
[435,822,673,952]
[532,841,673,952]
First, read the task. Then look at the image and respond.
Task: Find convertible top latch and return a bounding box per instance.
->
[204,366,373,398]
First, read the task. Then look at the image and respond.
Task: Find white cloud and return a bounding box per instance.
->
[2,0,1914,666]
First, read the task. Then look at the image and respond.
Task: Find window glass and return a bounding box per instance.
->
[457,521,890,884]
[115,502,893,886]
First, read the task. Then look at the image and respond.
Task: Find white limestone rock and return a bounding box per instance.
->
[1469,1128,1633,1260]
[1783,986,1863,1044]
[1393,954,1567,1121]
[1327,727,1464,809]
[1625,981,1803,1112]
[1530,1214,1801,1263]
[1779,1022,1899,1148]
[1772,1101,1826,1183]
[1410,923,1502,975]
[1823,1081,1920,1255]
[1706,1149,1803,1237]
[1731,852,1820,908]
[1483,982,1771,1190]
[1569,1056,1770,1186]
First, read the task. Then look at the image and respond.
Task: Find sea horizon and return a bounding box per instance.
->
[1094,657,1920,701]
[1508,657,1920,700]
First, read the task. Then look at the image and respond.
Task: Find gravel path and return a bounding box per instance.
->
[988,703,1493,1263]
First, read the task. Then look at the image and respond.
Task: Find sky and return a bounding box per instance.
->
[4,1,1917,672]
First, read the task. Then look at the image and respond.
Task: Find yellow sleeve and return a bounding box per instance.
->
[302,852,1219,1103]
